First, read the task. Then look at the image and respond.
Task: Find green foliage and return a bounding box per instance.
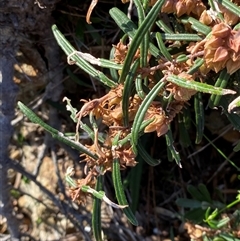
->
[18,0,240,239]
[176,184,240,240]
[10,189,21,199]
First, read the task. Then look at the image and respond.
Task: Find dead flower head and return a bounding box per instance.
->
[144,104,168,137]
[86,85,142,127]
[161,0,206,17]
[113,41,141,65]
[68,172,96,205]
[144,101,184,137]
[81,131,137,174]
[204,23,240,74]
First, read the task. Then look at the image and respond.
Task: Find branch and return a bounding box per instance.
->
[0,45,21,239]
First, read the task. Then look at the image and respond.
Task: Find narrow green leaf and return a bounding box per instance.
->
[182,107,192,129]
[131,80,166,154]
[205,207,211,220]
[112,158,138,226]
[208,69,230,108]
[118,118,154,147]
[141,33,150,67]
[208,0,224,21]
[181,16,211,35]
[110,8,137,40]
[137,141,161,166]
[116,0,165,83]
[129,154,143,212]
[112,131,122,147]
[213,237,226,241]
[99,58,123,70]
[92,175,103,241]
[135,76,146,99]
[52,25,117,88]
[155,32,172,61]
[89,112,99,133]
[167,145,174,162]
[165,128,181,167]
[65,168,77,188]
[109,7,161,58]
[82,186,128,209]
[18,101,98,160]
[142,0,150,9]
[152,33,202,41]
[219,0,240,16]
[206,219,219,229]
[122,59,140,127]
[194,92,204,144]
[167,75,236,95]
[176,54,188,63]
[206,214,230,229]
[156,20,174,34]
[79,122,96,143]
[187,58,204,75]
[134,0,150,70]
[109,47,119,82]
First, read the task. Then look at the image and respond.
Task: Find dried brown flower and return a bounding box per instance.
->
[144,104,168,137]
[81,129,137,173]
[68,172,96,205]
[161,0,206,17]
[204,23,240,74]
[113,42,128,64]
[144,101,184,137]
[113,41,141,65]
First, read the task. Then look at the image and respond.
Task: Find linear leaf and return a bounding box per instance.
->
[137,141,161,166]
[167,75,236,95]
[131,80,166,153]
[18,101,98,159]
[152,33,202,41]
[194,92,204,144]
[208,69,230,108]
[218,0,240,16]
[113,0,165,83]
[112,158,138,225]
[181,16,211,35]
[122,59,140,127]
[52,25,117,88]
[92,175,103,241]
[109,7,161,58]
[165,128,181,167]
